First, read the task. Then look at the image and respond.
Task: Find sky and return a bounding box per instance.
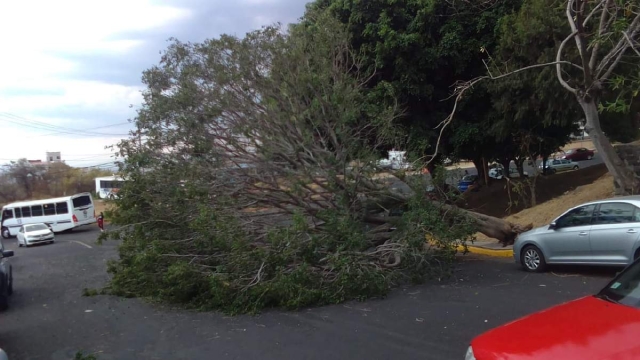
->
[0,0,309,168]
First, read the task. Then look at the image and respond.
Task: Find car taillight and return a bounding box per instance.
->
[72,214,78,223]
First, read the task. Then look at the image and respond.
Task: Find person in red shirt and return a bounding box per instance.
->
[97,212,104,232]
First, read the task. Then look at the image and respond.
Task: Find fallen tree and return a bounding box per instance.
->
[104,13,529,314]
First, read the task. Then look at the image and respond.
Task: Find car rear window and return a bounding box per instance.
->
[26,224,48,231]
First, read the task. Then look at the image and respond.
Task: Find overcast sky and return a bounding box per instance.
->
[0,0,309,168]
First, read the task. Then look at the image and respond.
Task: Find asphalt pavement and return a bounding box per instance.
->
[0,226,617,360]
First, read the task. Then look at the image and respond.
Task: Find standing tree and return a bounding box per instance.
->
[554,0,640,194]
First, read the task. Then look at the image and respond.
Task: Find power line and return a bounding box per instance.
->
[0,113,132,137]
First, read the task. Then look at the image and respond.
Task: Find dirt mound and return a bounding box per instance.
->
[505,173,614,228]
[459,164,609,218]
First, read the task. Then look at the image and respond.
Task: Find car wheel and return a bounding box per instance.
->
[573,165,579,170]
[1,228,9,239]
[521,245,547,273]
[550,168,557,174]
[587,155,593,160]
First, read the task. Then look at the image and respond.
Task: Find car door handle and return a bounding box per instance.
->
[579,232,588,236]
[628,229,637,234]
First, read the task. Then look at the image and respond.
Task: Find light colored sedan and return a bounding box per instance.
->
[16,223,55,247]
[514,196,640,272]
[538,158,579,174]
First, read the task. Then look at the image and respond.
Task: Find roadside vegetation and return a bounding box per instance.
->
[0,160,111,205]
[102,0,639,314]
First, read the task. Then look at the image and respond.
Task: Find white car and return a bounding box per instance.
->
[488,166,529,180]
[16,223,55,247]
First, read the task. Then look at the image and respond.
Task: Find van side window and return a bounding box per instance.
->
[55,202,69,215]
[43,203,56,216]
[14,208,22,218]
[31,205,44,217]
[21,206,31,217]
[1,209,14,220]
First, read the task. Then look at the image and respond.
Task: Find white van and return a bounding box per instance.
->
[0,193,96,239]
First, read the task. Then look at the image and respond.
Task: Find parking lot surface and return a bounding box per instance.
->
[0,226,617,360]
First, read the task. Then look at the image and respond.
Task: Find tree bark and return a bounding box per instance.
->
[579,97,639,194]
[472,157,487,184]
[444,205,532,246]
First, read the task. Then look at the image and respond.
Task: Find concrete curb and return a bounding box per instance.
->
[457,244,514,258]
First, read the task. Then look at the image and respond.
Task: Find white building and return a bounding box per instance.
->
[46,151,62,163]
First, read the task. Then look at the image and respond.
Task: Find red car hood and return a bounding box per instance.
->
[472,296,640,360]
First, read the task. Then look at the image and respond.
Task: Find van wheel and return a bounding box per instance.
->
[1,228,9,239]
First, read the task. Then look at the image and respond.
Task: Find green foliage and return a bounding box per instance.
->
[105,189,472,314]
[304,0,524,161]
[74,352,98,360]
[104,15,473,314]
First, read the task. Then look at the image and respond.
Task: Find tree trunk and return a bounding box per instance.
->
[499,158,511,178]
[579,98,639,195]
[448,206,532,246]
[371,175,532,246]
[472,157,486,184]
[515,158,525,177]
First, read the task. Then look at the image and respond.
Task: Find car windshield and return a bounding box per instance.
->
[26,224,48,232]
[598,260,640,309]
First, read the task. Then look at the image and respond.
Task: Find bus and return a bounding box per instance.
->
[94,175,126,199]
[0,193,96,239]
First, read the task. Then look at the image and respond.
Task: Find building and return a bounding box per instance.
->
[46,152,62,163]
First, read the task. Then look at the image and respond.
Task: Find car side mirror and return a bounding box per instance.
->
[549,222,557,230]
[2,250,14,258]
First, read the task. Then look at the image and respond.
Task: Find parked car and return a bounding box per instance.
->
[538,158,579,174]
[457,175,480,192]
[465,256,640,359]
[562,147,595,161]
[16,223,55,247]
[488,165,529,180]
[514,196,640,273]
[0,239,14,311]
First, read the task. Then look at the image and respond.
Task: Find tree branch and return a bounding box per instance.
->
[597,11,640,81]
[623,31,640,57]
[427,60,583,164]
[588,0,612,71]
[557,30,580,93]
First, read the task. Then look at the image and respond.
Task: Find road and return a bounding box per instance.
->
[0,226,617,360]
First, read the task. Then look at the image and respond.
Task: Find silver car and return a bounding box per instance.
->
[538,159,579,174]
[514,196,640,272]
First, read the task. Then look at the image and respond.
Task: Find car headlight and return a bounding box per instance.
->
[465,346,476,360]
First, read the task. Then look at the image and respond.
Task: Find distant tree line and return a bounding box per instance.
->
[0,159,112,204]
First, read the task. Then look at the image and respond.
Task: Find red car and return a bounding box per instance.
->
[562,147,595,161]
[466,259,640,359]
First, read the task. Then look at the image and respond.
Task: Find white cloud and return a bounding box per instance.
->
[0,0,191,163]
